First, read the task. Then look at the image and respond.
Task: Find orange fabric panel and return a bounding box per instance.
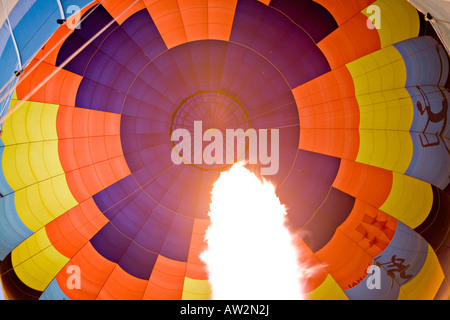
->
[314,0,376,25]
[299,97,359,129]
[101,0,146,25]
[332,159,393,208]
[144,0,187,49]
[58,107,122,139]
[257,0,271,5]
[144,0,237,47]
[109,156,133,182]
[294,66,359,130]
[96,266,148,300]
[87,107,120,136]
[318,13,380,69]
[186,218,209,279]
[143,255,187,299]
[208,0,238,40]
[71,107,95,138]
[15,61,82,106]
[64,167,94,202]
[56,242,116,299]
[339,200,397,256]
[178,0,208,42]
[89,136,109,163]
[104,112,122,135]
[57,106,130,203]
[56,105,75,139]
[315,229,373,290]
[46,198,108,258]
[72,137,93,168]
[92,157,123,187]
[63,153,126,202]
[316,200,397,289]
[299,128,360,160]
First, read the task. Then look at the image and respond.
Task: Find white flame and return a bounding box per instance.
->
[201,163,304,300]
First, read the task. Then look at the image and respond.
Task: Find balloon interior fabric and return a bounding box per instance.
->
[0,0,449,300]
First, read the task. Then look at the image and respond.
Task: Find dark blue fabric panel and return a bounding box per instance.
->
[57,6,119,73]
[84,52,136,93]
[415,186,450,256]
[60,7,168,115]
[300,187,355,251]
[90,221,132,264]
[75,78,126,114]
[92,175,139,220]
[108,191,156,239]
[118,241,158,280]
[120,10,168,61]
[134,206,174,253]
[269,0,338,43]
[279,150,341,234]
[97,27,149,75]
[230,0,330,88]
[160,214,194,261]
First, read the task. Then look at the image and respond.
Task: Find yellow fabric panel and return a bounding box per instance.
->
[361,0,420,48]
[14,175,78,232]
[3,141,69,191]
[2,99,61,190]
[379,173,433,228]
[2,100,59,145]
[1,100,77,231]
[11,228,69,291]
[346,46,406,96]
[2,143,34,189]
[304,274,348,300]
[182,277,212,300]
[357,89,414,131]
[356,129,413,173]
[398,245,444,300]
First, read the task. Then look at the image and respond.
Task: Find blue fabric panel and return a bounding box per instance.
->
[394,36,449,87]
[0,0,36,56]
[40,278,70,300]
[345,222,428,300]
[0,146,13,195]
[0,192,33,260]
[13,1,58,62]
[0,34,19,103]
[408,132,450,189]
[406,86,450,189]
